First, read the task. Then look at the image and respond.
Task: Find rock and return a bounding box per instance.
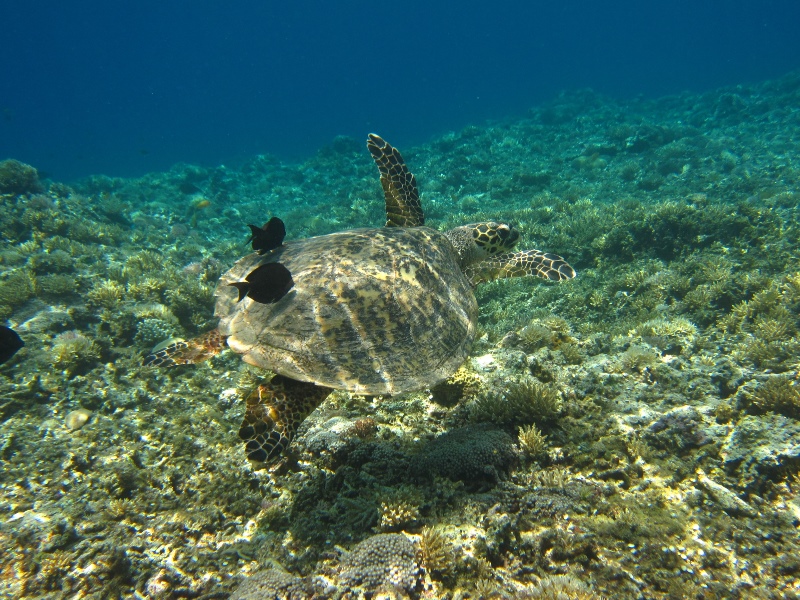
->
[65,408,92,431]
[722,414,800,490]
[645,405,712,452]
[695,470,757,517]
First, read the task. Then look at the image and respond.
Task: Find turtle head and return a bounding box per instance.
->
[445,221,520,268]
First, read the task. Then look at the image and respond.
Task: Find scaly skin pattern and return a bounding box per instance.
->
[143,329,228,367]
[464,249,576,286]
[367,133,424,227]
[238,375,332,464]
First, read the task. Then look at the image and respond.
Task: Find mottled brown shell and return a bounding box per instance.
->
[215,226,477,395]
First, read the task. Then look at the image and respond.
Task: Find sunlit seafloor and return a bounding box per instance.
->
[1,73,800,598]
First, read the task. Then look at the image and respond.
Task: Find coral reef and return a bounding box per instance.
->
[430,366,483,406]
[519,574,604,599]
[378,487,422,532]
[0,159,43,195]
[419,526,453,579]
[742,375,800,418]
[517,423,548,459]
[3,70,800,598]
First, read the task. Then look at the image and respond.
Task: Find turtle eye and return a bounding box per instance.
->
[497,225,511,239]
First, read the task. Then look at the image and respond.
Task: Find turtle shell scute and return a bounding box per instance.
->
[215,226,477,395]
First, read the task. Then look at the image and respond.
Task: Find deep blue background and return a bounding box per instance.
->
[2,1,799,180]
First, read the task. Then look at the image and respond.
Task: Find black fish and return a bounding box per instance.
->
[0,325,24,365]
[247,217,286,254]
[229,263,294,304]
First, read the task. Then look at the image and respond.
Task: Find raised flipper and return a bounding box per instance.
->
[143,329,228,367]
[238,374,332,464]
[367,133,425,227]
[464,250,576,286]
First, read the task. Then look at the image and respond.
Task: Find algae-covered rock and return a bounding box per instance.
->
[644,405,713,453]
[722,414,800,489]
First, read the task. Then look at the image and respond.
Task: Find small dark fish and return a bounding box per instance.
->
[247,217,286,254]
[229,263,294,304]
[0,325,24,365]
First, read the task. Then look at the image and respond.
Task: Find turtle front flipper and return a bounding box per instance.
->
[367,134,425,228]
[239,375,332,465]
[464,250,576,286]
[143,329,228,367]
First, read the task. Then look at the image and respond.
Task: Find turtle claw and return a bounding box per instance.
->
[143,329,228,367]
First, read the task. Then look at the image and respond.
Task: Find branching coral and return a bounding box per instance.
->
[87,281,125,309]
[419,526,453,579]
[0,269,36,309]
[559,342,584,364]
[518,424,548,459]
[51,330,100,373]
[530,467,571,489]
[123,250,164,278]
[518,574,604,599]
[616,345,659,373]
[38,274,77,297]
[744,376,800,418]
[379,494,420,532]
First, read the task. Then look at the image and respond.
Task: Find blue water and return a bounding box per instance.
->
[2,1,799,181]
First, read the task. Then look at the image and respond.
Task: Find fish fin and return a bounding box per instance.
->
[229,281,251,302]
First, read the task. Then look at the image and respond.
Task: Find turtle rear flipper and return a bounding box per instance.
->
[239,375,332,465]
[143,329,228,367]
[465,250,576,286]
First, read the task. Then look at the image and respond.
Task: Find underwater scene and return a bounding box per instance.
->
[2,68,800,599]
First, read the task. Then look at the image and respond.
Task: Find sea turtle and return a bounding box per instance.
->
[145,134,575,465]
